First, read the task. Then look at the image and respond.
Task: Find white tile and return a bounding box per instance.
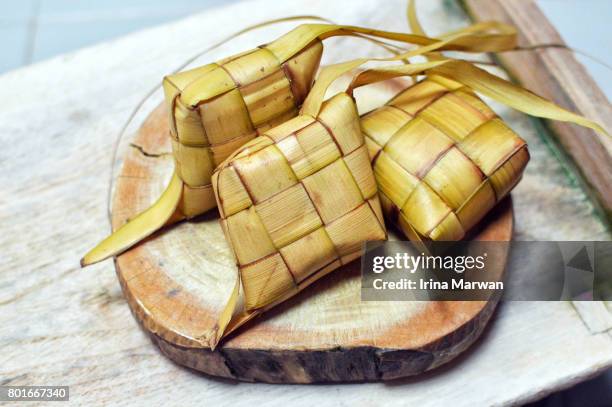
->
[36,0,240,22]
[2,0,248,71]
[0,0,37,24]
[31,18,167,62]
[30,0,245,62]
[0,25,28,72]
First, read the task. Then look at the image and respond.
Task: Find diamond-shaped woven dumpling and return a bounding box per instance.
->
[213,93,387,311]
[362,76,529,241]
[164,40,323,218]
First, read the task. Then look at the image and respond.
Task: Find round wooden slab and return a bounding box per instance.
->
[112,79,513,383]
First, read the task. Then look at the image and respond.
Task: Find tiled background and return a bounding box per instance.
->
[0,0,243,72]
[0,0,610,100]
[1,0,610,405]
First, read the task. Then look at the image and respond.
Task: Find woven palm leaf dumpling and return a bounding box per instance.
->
[211,92,387,342]
[362,0,607,242]
[164,39,324,219]
[361,75,528,242]
[347,48,606,242]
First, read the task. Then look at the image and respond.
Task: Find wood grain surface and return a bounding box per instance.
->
[462,0,612,224]
[1,0,611,405]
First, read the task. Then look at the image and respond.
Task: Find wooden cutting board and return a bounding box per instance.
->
[111,79,513,383]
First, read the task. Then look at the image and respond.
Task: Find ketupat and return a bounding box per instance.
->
[210,89,387,348]
[82,22,519,266]
[361,75,528,241]
[215,92,386,309]
[163,39,324,219]
[350,0,603,241]
[351,57,608,241]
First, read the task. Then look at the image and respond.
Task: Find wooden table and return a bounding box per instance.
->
[1,0,610,405]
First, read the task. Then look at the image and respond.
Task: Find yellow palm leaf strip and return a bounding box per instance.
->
[301,31,482,118]
[407,0,426,36]
[408,0,442,61]
[266,22,518,65]
[408,0,517,53]
[349,60,609,136]
[81,172,183,266]
[430,60,609,136]
[407,0,507,94]
[207,270,241,350]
